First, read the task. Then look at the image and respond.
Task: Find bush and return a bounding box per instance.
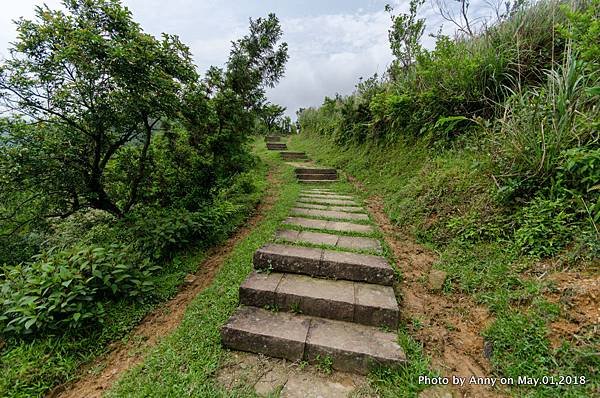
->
[0,244,157,334]
[514,196,574,257]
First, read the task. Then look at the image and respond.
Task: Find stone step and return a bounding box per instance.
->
[253,243,394,285]
[304,189,335,193]
[291,207,369,221]
[240,272,398,328]
[221,306,406,374]
[275,229,381,252]
[299,179,337,183]
[267,143,287,150]
[265,135,282,142]
[297,197,358,206]
[295,202,366,213]
[295,168,337,175]
[284,217,374,234]
[300,193,354,200]
[297,174,338,181]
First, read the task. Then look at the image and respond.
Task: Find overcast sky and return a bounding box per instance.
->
[0,0,494,118]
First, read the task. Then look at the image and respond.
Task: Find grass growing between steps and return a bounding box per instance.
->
[106,149,300,397]
[291,133,599,398]
[291,180,436,397]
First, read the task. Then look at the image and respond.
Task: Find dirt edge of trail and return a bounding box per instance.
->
[347,174,506,398]
[51,169,280,398]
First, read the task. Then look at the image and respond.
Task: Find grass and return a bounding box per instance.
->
[0,140,271,398]
[106,143,300,397]
[290,132,599,397]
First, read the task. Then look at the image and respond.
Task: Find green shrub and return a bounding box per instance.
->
[514,196,574,257]
[0,244,157,334]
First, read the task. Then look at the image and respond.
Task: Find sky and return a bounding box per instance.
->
[0,0,495,118]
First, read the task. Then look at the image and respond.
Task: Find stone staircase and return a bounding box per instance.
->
[221,186,407,375]
[265,135,282,142]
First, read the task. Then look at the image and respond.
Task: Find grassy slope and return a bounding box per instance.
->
[290,133,598,398]
[0,140,270,398]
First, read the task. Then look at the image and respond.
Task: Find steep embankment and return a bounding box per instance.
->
[290,132,599,398]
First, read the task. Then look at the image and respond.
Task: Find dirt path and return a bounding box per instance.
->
[50,170,280,398]
[347,175,505,398]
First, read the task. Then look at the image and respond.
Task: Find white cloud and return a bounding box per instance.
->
[1,0,495,119]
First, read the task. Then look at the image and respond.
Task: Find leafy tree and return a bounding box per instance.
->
[259,103,286,133]
[385,1,425,70]
[0,0,197,222]
[182,13,288,179]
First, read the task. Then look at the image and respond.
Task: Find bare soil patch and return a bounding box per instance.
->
[545,271,600,349]
[347,175,506,398]
[216,351,375,397]
[51,170,280,398]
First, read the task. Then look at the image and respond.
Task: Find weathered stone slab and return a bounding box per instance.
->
[283,217,374,234]
[265,135,282,142]
[305,317,406,374]
[354,283,399,328]
[300,192,349,197]
[267,143,287,150]
[280,373,356,398]
[295,168,337,175]
[300,193,354,200]
[321,250,394,285]
[297,197,358,206]
[291,208,369,221]
[253,244,393,284]
[239,272,284,308]
[325,220,374,234]
[298,179,336,184]
[221,306,310,361]
[240,272,398,326]
[276,274,355,322]
[254,244,321,275]
[297,174,338,181]
[275,229,337,246]
[295,202,366,213]
[337,236,381,252]
[304,188,334,193]
[283,217,329,230]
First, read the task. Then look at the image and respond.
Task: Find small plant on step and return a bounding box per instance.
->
[264,304,280,313]
[315,354,334,375]
[290,302,302,314]
[297,360,309,371]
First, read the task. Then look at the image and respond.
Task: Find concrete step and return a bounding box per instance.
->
[295,202,366,213]
[240,272,398,328]
[265,135,282,142]
[290,207,369,221]
[297,174,338,181]
[299,179,337,183]
[304,189,335,193]
[295,168,337,175]
[253,243,394,285]
[297,197,358,206]
[300,193,354,200]
[275,229,381,252]
[221,306,406,374]
[284,217,374,234]
[267,143,287,147]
